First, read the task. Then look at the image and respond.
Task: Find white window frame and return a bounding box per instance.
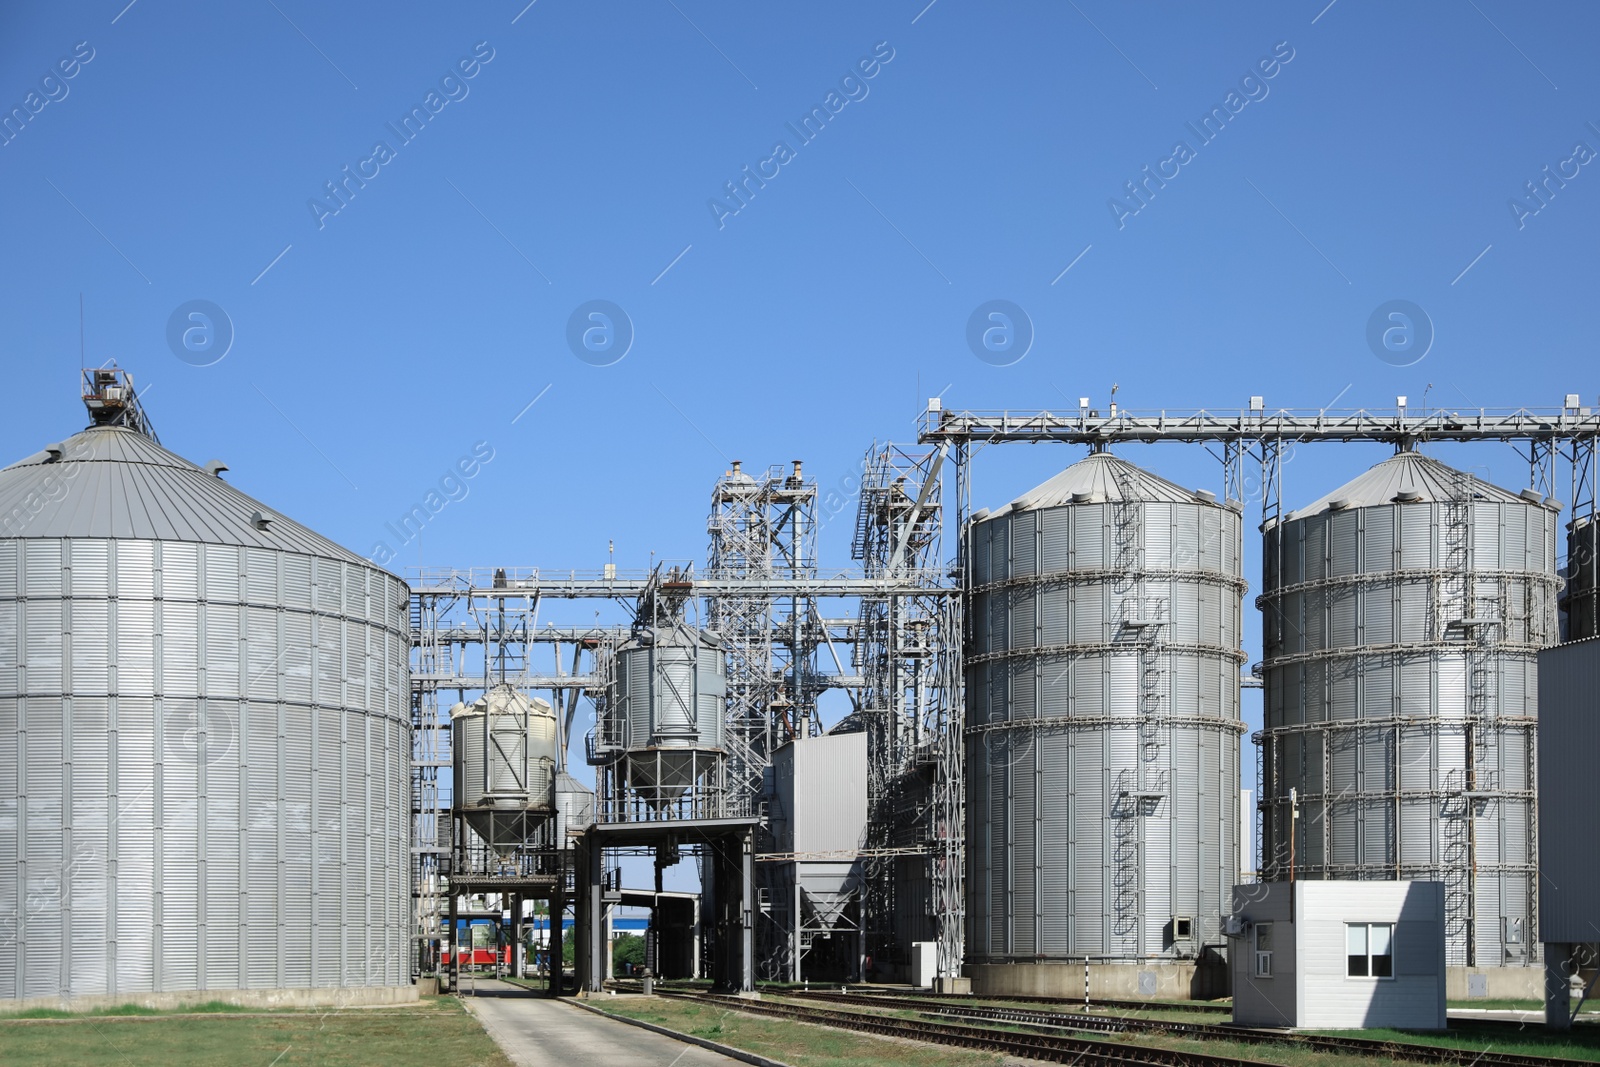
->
[1253,922,1274,978]
[1345,922,1395,980]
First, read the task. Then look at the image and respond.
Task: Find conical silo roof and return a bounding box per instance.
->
[0,424,374,566]
[1287,450,1535,521]
[1006,452,1210,513]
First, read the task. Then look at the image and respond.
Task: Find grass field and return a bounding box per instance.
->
[596,997,1004,1067]
[0,997,512,1067]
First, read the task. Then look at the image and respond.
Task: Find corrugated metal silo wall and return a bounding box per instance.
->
[966,495,1245,962]
[617,645,651,748]
[696,643,724,748]
[1259,496,1556,967]
[0,539,412,1001]
[452,707,556,808]
[614,639,726,750]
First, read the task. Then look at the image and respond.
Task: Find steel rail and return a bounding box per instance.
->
[633,980,1231,1013]
[661,991,1279,1067]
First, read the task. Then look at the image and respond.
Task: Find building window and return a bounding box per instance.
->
[1254,923,1273,977]
[1347,923,1394,978]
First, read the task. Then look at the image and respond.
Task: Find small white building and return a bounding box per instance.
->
[1230,881,1446,1030]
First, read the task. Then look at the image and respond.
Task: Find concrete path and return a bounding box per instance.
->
[461,980,746,1067]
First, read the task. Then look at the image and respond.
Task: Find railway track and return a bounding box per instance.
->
[658,990,1284,1067]
[808,985,1232,1015]
[641,979,1231,1015]
[780,990,1594,1067]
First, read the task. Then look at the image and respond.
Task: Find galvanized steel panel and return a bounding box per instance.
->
[1010,510,1037,577]
[989,515,1011,583]
[1,531,411,1003]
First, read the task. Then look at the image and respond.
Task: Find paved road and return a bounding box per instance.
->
[462,981,747,1067]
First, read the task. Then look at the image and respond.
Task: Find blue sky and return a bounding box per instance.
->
[4,2,1598,863]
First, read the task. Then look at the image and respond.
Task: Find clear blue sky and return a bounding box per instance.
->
[4,2,1597,863]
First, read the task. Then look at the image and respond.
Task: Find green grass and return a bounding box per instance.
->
[596,997,1003,1067]
[1307,1024,1600,1062]
[0,996,512,1066]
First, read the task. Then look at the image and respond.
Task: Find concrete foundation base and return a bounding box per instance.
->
[968,960,1228,1000]
[1446,966,1544,1000]
[2,983,419,1014]
[937,977,972,994]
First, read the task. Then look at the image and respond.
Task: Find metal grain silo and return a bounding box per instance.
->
[451,686,557,853]
[967,453,1246,985]
[0,401,412,1008]
[608,623,726,813]
[1258,450,1557,969]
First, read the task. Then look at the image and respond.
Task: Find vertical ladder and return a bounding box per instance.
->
[1137,598,1168,765]
[1106,464,1152,955]
[1441,767,1470,966]
[1440,471,1478,965]
[1112,769,1140,943]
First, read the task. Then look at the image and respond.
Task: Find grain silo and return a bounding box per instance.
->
[966,452,1245,997]
[604,622,726,817]
[1258,449,1557,974]
[451,686,558,853]
[0,375,412,1009]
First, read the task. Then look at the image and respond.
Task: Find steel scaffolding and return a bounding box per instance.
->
[704,461,822,813]
[407,579,614,980]
[409,457,957,984]
[850,443,964,982]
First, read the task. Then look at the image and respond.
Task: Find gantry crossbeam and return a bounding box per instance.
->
[919,402,1600,445]
[414,571,950,599]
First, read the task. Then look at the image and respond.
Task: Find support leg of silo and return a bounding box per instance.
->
[1546,942,1573,1030]
[791,879,802,984]
[742,829,755,993]
[547,887,563,998]
[510,893,522,980]
[587,837,606,993]
[574,843,588,993]
[448,892,460,994]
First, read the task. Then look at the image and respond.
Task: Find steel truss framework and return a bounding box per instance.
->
[702,462,824,981]
[408,460,962,984]
[705,462,822,812]
[408,581,611,978]
[919,398,1599,966]
[850,443,965,982]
